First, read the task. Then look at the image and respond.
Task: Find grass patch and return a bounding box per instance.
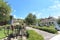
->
[27,30,44,40]
[0,29,12,39]
[0,29,6,39]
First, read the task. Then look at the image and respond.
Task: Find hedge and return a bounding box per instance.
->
[31,26,57,34]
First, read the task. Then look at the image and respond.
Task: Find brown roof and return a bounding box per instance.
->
[40,17,55,23]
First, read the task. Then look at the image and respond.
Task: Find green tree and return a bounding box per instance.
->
[25,13,36,25]
[57,17,60,24]
[33,15,36,25]
[0,0,11,22]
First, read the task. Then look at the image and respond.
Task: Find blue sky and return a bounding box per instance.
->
[7,0,60,19]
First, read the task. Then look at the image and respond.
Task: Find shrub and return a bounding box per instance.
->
[0,26,4,30]
[0,27,2,30]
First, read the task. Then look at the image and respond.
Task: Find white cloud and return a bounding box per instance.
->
[49,5,57,9]
[32,12,42,18]
[32,12,35,14]
[41,0,60,18]
[14,10,16,12]
[13,15,16,18]
[20,17,24,19]
[49,0,60,10]
[49,4,60,10]
[11,8,16,13]
[53,16,58,19]
[10,9,16,16]
[37,13,42,18]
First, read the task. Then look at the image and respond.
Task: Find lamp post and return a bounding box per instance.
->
[10,15,14,36]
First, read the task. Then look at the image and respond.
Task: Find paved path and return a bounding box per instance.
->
[50,34,60,40]
[49,31,60,40]
[26,27,56,40]
[58,31,60,34]
[22,36,27,40]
